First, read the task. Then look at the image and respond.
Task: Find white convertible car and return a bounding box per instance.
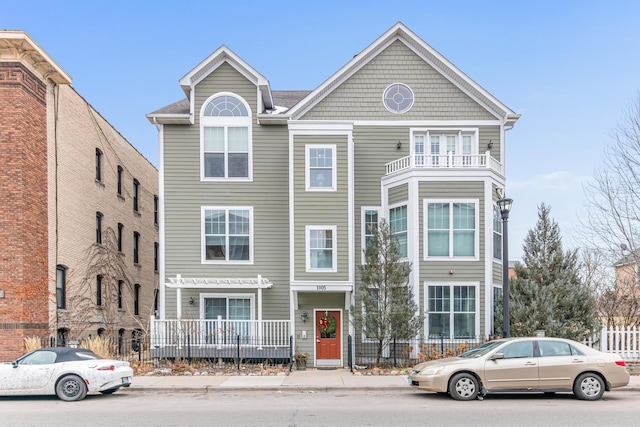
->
[0,347,133,401]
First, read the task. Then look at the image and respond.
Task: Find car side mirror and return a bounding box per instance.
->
[12,361,18,368]
[491,353,504,360]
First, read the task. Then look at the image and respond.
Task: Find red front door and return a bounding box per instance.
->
[316,310,341,364]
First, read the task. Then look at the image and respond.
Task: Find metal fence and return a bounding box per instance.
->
[349,335,485,368]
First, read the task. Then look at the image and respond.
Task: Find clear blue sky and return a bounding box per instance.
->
[4,0,640,260]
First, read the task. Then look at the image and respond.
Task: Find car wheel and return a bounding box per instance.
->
[573,373,605,401]
[56,375,88,402]
[100,388,118,395]
[449,373,479,401]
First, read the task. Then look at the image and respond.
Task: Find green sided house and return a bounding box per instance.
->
[146,22,520,367]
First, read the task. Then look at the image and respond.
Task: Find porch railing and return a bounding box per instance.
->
[149,317,291,349]
[385,151,503,175]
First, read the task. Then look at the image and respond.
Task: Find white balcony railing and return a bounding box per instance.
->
[150,317,291,349]
[385,151,503,175]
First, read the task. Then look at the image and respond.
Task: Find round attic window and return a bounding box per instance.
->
[383,83,414,114]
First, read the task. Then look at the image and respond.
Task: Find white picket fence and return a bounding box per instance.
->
[592,326,640,361]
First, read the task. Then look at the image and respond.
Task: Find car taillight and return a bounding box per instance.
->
[615,361,626,367]
[97,365,115,371]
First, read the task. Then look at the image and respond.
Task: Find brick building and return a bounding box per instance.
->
[0,31,158,360]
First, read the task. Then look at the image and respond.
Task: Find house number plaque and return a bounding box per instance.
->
[316,285,327,291]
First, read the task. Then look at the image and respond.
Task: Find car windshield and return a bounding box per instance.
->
[458,340,504,358]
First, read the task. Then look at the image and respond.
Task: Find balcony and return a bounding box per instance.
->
[385,151,503,176]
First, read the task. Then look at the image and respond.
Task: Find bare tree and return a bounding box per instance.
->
[59,227,154,338]
[580,93,640,326]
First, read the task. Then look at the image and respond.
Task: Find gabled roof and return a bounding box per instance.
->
[179,45,273,110]
[287,22,520,125]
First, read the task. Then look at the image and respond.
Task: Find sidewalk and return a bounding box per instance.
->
[123,368,640,393]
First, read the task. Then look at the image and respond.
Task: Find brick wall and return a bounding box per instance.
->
[0,62,50,361]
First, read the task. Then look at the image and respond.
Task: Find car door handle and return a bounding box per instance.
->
[571,359,584,363]
[525,362,537,366]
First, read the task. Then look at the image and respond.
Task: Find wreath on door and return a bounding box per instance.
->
[318,312,337,335]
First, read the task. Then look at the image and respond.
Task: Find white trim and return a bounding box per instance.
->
[314,308,344,367]
[199,293,255,321]
[201,206,254,264]
[199,92,253,182]
[305,144,337,191]
[388,202,409,261]
[360,206,381,265]
[424,281,480,340]
[423,199,480,261]
[305,225,338,272]
[290,281,352,292]
[158,124,166,320]
[382,82,415,114]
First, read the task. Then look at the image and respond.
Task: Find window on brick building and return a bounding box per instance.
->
[133,179,139,212]
[95,148,103,181]
[154,242,159,272]
[56,265,66,309]
[134,284,141,316]
[118,280,124,309]
[117,223,123,252]
[96,275,103,306]
[154,195,159,225]
[96,212,103,244]
[133,231,140,264]
[117,165,123,195]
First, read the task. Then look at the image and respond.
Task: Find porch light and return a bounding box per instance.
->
[496,197,513,338]
[301,311,308,323]
[189,297,195,306]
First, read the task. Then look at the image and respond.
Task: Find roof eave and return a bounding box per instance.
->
[146,113,192,125]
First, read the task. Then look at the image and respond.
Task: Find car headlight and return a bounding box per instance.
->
[421,366,446,375]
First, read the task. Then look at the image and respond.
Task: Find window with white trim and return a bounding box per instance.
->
[202,207,252,263]
[426,283,477,339]
[389,205,407,258]
[412,130,477,167]
[493,206,503,260]
[201,94,252,180]
[204,294,254,344]
[306,225,337,271]
[361,208,380,263]
[306,145,336,191]
[425,201,477,258]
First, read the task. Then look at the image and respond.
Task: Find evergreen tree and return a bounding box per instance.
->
[507,204,599,339]
[353,219,420,364]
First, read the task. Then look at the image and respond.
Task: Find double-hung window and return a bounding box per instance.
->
[201,94,251,180]
[426,283,477,339]
[202,207,252,263]
[306,225,337,271]
[493,206,503,260]
[306,145,336,191]
[425,200,478,259]
[361,208,380,263]
[389,205,408,258]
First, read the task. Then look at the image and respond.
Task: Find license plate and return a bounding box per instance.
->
[122,377,131,385]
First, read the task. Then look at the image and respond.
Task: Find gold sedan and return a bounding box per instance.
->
[408,337,629,401]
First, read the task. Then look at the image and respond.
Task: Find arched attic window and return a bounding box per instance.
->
[201,94,252,180]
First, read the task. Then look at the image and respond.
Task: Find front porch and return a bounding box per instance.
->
[149,318,292,360]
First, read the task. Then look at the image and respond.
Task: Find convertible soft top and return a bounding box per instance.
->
[28,347,100,363]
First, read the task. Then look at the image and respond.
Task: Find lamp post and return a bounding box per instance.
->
[497,197,513,338]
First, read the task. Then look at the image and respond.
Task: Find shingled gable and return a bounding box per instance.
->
[148,45,274,125]
[287,22,520,126]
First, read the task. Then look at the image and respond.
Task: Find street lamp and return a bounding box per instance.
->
[496,197,513,338]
